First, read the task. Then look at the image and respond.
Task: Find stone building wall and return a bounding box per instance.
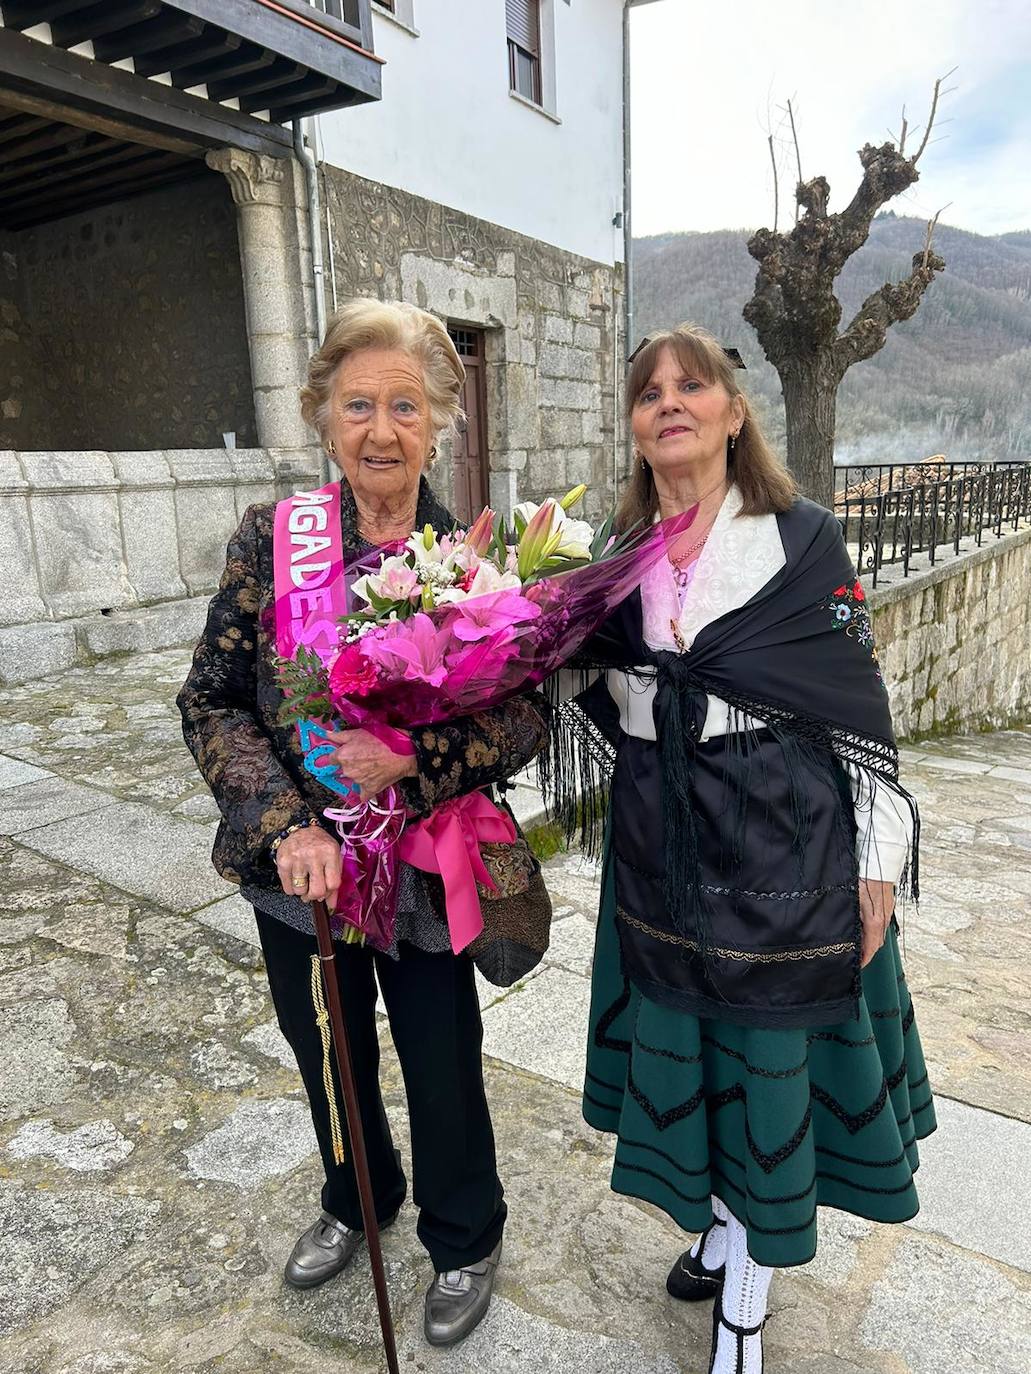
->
[0,448,320,687]
[870,525,1031,740]
[0,175,256,454]
[319,164,626,520]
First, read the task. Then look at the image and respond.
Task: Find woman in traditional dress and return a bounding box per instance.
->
[563,324,935,1373]
[178,299,551,1348]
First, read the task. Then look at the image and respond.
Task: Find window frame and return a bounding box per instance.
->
[506,0,559,122]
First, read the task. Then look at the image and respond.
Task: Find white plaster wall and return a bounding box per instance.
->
[317,0,625,266]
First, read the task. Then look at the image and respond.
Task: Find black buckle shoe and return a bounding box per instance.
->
[666,1220,726,1301]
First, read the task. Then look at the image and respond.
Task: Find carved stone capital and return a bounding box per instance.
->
[205,148,286,207]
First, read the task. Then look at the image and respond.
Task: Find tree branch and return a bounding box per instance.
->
[786,98,803,222]
[833,249,946,373]
[787,99,803,185]
[911,69,956,165]
[922,202,951,267]
[768,132,779,234]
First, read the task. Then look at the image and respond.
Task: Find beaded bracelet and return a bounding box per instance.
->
[269,818,319,857]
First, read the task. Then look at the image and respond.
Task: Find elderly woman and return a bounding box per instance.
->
[178,299,549,1348]
[565,325,936,1373]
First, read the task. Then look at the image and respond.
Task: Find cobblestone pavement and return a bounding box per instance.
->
[0,647,1029,1374]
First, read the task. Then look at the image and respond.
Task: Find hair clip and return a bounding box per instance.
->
[626,335,747,369]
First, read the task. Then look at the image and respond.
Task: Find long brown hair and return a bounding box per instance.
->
[616,323,795,530]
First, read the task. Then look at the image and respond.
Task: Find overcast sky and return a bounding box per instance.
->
[629,0,1031,238]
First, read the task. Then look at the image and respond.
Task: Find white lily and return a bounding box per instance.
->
[553,518,595,560]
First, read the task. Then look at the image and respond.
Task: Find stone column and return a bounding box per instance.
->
[206,148,321,489]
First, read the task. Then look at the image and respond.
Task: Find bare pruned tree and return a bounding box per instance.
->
[744,74,954,509]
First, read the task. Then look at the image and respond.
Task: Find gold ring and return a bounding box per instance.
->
[292,874,309,888]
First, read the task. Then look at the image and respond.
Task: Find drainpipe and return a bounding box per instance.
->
[293,117,329,481]
[622,1,634,372]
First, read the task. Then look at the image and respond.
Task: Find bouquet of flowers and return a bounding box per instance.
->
[274,484,691,952]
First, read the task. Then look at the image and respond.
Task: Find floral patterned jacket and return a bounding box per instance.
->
[177,478,550,891]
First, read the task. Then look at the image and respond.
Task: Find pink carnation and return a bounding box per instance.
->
[329,643,380,699]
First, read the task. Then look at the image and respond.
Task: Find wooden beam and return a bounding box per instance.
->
[171,43,273,91]
[0,0,95,29]
[270,85,364,122]
[6,162,204,228]
[0,147,186,211]
[162,0,382,100]
[0,111,47,145]
[51,1,164,51]
[0,133,170,189]
[0,114,93,160]
[0,27,294,154]
[243,72,336,115]
[206,57,304,103]
[0,81,200,154]
[92,12,204,64]
[131,28,241,78]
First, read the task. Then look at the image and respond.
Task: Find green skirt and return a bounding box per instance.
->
[583,846,937,1268]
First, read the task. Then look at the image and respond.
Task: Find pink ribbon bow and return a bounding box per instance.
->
[398,793,517,954]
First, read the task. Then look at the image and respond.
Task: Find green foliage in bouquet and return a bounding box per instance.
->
[276,645,334,726]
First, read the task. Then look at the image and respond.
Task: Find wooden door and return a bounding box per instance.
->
[448,325,490,524]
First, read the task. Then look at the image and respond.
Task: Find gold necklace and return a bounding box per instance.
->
[669,529,711,567]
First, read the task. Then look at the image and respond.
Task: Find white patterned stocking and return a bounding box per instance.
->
[709,1210,773,1374]
[690,1195,729,1272]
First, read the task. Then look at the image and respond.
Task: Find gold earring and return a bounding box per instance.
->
[326,440,336,455]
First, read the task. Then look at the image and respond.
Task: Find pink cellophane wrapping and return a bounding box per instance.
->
[332,512,694,732]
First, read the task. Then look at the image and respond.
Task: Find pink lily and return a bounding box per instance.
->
[451,589,542,642]
[462,506,496,557]
[360,614,452,686]
[517,499,560,580]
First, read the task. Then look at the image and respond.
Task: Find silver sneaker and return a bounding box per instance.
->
[284,1209,396,1290]
[424,1239,502,1347]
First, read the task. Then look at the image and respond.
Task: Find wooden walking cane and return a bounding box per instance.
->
[311,898,400,1374]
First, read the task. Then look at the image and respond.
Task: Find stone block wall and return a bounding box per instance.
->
[0,447,318,686]
[319,164,626,520]
[0,175,256,453]
[870,525,1031,740]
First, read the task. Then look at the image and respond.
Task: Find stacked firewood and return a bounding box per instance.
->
[836,456,949,506]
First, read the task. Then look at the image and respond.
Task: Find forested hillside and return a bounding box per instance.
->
[633,215,1031,464]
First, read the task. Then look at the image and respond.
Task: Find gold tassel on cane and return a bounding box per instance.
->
[310,954,346,1165]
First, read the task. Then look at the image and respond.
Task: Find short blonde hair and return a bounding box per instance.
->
[299,298,465,459]
[619,322,796,528]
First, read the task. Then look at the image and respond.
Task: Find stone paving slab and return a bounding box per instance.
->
[481,964,593,1090]
[19,800,233,913]
[193,893,263,949]
[860,1234,1031,1374]
[0,756,51,791]
[905,1096,1031,1272]
[0,774,118,836]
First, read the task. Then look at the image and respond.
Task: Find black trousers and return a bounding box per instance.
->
[255,910,507,1272]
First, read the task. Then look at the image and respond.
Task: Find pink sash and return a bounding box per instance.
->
[272,482,360,800]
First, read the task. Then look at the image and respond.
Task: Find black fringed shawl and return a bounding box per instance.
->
[542,498,920,1029]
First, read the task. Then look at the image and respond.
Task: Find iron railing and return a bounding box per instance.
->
[835,460,1031,587]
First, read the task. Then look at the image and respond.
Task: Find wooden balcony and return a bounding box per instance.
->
[0,0,381,226]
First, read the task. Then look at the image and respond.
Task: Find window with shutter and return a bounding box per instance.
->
[506,0,542,105]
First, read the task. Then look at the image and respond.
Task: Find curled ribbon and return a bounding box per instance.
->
[323,785,408,945]
[398,792,516,954]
